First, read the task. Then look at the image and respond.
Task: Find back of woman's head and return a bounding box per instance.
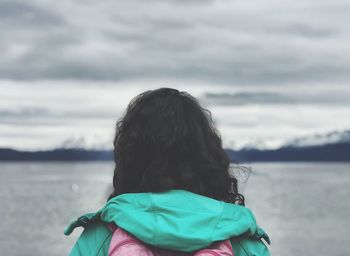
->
[110,87,243,204]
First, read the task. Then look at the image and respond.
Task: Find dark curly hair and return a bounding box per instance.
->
[109,87,244,205]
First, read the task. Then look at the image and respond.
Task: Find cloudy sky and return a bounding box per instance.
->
[0,0,349,150]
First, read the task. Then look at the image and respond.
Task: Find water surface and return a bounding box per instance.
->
[0,162,348,256]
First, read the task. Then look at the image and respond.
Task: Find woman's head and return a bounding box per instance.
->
[110,87,244,204]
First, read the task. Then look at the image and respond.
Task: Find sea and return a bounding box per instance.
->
[0,162,349,256]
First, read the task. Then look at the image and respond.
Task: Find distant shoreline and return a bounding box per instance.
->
[1,142,349,162]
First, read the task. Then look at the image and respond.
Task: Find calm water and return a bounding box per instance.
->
[0,162,349,256]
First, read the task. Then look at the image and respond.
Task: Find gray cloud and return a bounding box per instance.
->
[0,107,118,122]
[202,92,295,105]
[278,24,338,38]
[201,90,350,106]
[0,0,349,84]
[0,107,49,118]
[0,1,64,27]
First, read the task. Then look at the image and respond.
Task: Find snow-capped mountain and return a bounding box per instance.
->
[2,129,350,161]
[284,130,350,148]
[57,130,350,151]
[58,135,112,150]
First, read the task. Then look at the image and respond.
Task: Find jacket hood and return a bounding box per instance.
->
[100,189,269,252]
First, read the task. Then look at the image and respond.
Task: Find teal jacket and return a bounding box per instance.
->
[65,189,270,255]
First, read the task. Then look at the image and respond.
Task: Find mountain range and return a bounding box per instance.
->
[0,130,349,162]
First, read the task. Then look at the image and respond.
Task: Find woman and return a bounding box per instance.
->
[65,88,270,255]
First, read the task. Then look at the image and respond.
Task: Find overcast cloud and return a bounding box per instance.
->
[0,0,349,150]
[1,0,350,84]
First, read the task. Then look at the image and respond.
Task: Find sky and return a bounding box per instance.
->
[0,0,349,150]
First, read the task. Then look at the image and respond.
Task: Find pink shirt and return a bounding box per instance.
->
[108,225,234,256]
